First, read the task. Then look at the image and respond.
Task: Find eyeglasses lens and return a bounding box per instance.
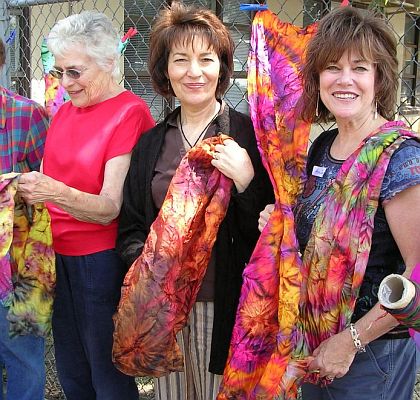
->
[66,69,82,79]
[49,69,63,79]
[49,69,82,80]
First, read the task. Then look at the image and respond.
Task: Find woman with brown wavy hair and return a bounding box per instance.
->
[117,3,273,399]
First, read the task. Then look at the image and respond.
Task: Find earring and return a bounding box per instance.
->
[374,100,378,120]
[315,92,319,117]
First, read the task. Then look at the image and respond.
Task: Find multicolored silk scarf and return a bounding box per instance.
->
[218,10,315,399]
[218,9,420,400]
[0,173,55,337]
[112,135,232,376]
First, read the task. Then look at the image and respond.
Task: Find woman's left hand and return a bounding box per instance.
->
[18,171,62,205]
[307,328,357,380]
[211,139,254,193]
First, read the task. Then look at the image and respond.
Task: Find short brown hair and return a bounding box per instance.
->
[149,2,234,99]
[0,39,5,66]
[300,7,398,122]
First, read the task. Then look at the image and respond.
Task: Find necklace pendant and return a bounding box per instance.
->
[179,109,219,149]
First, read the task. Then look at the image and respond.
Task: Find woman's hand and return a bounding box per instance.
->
[307,328,357,380]
[211,139,254,193]
[258,204,274,232]
[17,154,130,225]
[18,171,62,204]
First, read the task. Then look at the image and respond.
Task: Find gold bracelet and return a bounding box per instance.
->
[349,323,366,353]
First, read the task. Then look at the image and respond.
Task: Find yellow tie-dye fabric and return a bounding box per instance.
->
[0,173,55,337]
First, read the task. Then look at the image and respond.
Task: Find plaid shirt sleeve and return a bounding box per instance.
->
[24,102,49,172]
[1,88,50,173]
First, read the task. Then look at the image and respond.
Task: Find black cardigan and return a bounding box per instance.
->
[117,105,274,374]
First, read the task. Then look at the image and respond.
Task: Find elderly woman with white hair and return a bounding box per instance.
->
[18,10,154,399]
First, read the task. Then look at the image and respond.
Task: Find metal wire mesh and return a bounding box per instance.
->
[0,0,418,398]
[3,0,417,126]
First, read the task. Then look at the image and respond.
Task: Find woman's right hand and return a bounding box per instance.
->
[18,171,61,204]
[258,204,274,232]
[211,139,254,193]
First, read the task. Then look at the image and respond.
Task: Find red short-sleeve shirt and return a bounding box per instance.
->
[43,90,155,255]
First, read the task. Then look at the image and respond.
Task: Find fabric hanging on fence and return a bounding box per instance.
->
[112,135,232,377]
[218,9,420,400]
[218,10,316,399]
[0,173,55,337]
[41,39,68,118]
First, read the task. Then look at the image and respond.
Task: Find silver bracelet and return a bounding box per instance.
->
[349,323,366,353]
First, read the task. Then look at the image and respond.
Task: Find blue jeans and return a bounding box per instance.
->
[52,250,138,400]
[0,305,45,400]
[302,338,417,400]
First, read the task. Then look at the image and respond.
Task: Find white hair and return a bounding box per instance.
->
[47,11,120,78]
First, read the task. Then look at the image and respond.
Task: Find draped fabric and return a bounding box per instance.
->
[0,173,55,337]
[41,39,68,118]
[218,10,315,399]
[293,122,417,390]
[112,135,232,377]
[218,9,420,400]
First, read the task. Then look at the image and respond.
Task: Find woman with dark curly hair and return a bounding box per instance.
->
[259,6,420,400]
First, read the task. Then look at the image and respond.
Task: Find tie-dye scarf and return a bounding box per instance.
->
[218,10,315,399]
[113,135,232,376]
[219,9,419,400]
[293,122,417,390]
[0,173,55,337]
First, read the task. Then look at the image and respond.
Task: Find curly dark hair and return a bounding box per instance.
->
[300,7,398,123]
[148,1,234,99]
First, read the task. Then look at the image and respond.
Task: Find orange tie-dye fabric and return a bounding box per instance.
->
[218,10,315,399]
[112,135,232,376]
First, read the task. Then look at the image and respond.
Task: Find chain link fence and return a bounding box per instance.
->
[2,0,419,127]
[0,0,418,398]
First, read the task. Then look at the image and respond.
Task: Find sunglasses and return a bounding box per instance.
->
[49,67,88,80]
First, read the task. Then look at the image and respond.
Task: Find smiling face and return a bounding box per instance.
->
[319,50,376,125]
[54,46,114,108]
[167,36,221,111]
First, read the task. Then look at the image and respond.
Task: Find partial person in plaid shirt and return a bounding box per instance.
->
[0,37,49,399]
